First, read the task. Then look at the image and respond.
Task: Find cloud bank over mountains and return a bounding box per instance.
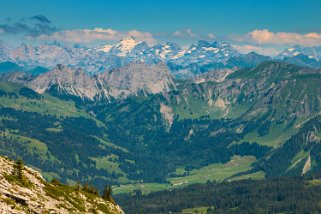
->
[236,29,321,46]
[37,28,156,44]
[1,15,321,56]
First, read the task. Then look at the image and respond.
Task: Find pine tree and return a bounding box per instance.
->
[102,185,112,201]
[75,181,81,192]
[82,183,99,196]
[12,159,24,180]
[51,177,61,185]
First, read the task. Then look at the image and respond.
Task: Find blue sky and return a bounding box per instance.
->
[1,0,321,55]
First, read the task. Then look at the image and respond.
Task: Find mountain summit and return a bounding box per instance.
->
[278,45,321,61]
[98,36,149,57]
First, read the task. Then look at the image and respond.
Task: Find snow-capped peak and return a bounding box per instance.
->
[95,36,147,56]
[119,35,137,43]
[114,36,140,55]
[97,44,113,53]
[277,45,321,62]
[176,40,239,65]
[108,36,148,57]
[277,46,303,59]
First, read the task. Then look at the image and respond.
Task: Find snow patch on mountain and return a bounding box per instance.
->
[97,44,113,52]
[278,46,321,61]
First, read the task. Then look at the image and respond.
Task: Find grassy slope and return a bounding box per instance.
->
[0,81,89,118]
[182,206,212,213]
[237,125,297,147]
[168,156,257,186]
[113,155,260,195]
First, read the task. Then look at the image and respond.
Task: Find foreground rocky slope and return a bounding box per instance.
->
[0,156,124,214]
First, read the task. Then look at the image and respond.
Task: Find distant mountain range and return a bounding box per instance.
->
[1,36,320,76]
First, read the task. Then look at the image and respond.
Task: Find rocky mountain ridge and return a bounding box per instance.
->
[25,62,176,100]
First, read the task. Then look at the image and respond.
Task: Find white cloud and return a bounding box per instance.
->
[33,27,321,55]
[237,29,321,46]
[173,28,197,39]
[37,28,156,44]
[171,29,218,43]
[208,33,215,39]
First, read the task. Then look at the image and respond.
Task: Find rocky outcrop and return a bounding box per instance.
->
[0,71,34,84]
[98,62,176,99]
[27,62,176,101]
[194,68,236,84]
[28,64,104,100]
[302,155,311,175]
[160,103,174,127]
[0,156,124,214]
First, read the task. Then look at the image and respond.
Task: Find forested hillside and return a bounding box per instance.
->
[116,176,321,213]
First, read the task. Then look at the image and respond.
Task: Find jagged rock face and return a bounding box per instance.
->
[171,41,239,67]
[227,52,272,68]
[28,65,104,100]
[27,63,176,100]
[282,54,321,68]
[0,156,124,214]
[0,41,123,73]
[159,103,174,127]
[0,71,34,84]
[99,63,176,98]
[8,42,93,69]
[194,68,237,84]
[0,40,11,62]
